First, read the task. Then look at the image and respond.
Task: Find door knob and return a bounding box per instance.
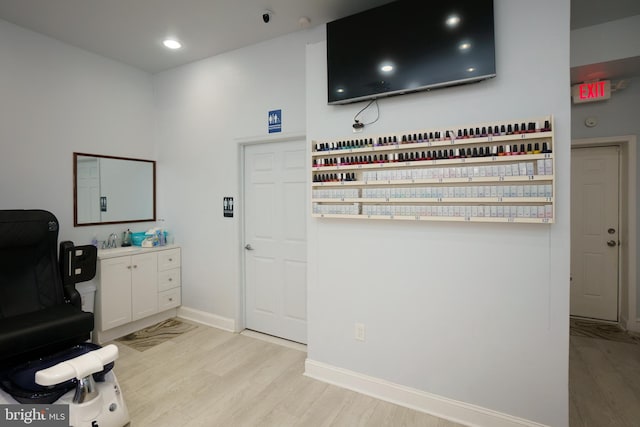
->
[607,240,617,247]
[244,244,254,251]
[608,228,616,234]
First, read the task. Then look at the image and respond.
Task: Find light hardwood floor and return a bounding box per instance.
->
[569,334,640,427]
[112,323,463,427]
[111,321,640,427]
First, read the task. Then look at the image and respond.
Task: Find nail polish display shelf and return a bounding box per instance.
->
[311,115,555,224]
[313,175,552,187]
[311,131,553,158]
[312,213,553,224]
[313,153,552,172]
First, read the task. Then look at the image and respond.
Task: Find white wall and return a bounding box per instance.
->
[571,15,640,67]
[0,19,157,245]
[153,28,321,318]
[306,1,570,426]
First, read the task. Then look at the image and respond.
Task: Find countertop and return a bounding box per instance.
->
[97,244,180,260]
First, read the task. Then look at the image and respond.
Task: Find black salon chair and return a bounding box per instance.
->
[0,210,95,368]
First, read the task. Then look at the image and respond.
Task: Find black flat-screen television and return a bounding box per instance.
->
[326,0,496,105]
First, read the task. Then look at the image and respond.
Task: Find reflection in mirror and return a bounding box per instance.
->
[74,153,156,226]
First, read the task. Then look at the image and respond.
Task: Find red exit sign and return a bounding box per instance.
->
[572,80,611,104]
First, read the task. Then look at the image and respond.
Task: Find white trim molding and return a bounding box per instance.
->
[571,135,638,332]
[305,359,549,427]
[177,306,236,332]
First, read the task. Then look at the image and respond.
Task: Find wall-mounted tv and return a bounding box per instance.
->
[326,0,496,105]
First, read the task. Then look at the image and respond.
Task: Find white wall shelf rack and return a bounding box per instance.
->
[311,115,555,224]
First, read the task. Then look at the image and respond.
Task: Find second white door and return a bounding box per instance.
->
[570,146,619,321]
[244,140,307,343]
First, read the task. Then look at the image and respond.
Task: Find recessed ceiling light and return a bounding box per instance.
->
[446,15,460,28]
[459,42,471,50]
[337,88,345,93]
[380,63,394,73]
[163,39,182,49]
[467,67,475,72]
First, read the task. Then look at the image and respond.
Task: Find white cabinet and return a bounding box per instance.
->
[96,246,181,332]
[157,248,181,310]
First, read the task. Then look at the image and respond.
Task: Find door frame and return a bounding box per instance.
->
[571,135,637,332]
[236,132,307,333]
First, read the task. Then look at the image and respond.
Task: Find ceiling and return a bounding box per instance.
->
[0,0,391,74]
[0,0,638,76]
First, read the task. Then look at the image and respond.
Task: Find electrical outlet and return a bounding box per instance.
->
[355,323,365,341]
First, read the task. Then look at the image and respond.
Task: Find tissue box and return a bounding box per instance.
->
[131,231,168,246]
[131,232,147,246]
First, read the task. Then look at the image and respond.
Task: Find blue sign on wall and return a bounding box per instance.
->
[268,109,282,133]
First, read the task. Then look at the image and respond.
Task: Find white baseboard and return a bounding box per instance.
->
[627,318,640,333]
[304,359,549,427]
[177,306,236,332]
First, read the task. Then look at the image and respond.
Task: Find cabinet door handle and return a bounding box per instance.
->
[168,278,172,281]
[169,298,173,302]
[168,258,173,262]
[133,265,138,268]
[127,265,132,269]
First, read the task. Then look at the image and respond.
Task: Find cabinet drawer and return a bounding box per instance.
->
[159,287,181,311]
[158,248,181,271]
[158,268,181,292]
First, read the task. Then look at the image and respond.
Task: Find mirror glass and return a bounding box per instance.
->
[74,153,156,226]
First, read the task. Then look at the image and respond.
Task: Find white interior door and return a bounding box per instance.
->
[244,139,307,343]
[570,146,619,321]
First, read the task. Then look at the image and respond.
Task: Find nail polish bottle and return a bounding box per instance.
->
[421,151,426,160]
[533,143,541,154]
[475,127,481,137]
[527,144,533,154]
[458,129,463,138]
[507,124,513,135]
[498,145,505,156]
[501,125,506,134]
[511,145,518,155]
[491,146,498,156]
[469,128,475,138]
[513,123,520,134]
[429,132,434,140]
[481,127,487,137]
[454,149,460,158]
[393,136,398,144]
[494,125,500,135]
[472,147,478,157]
[543,120,551,132]
[377,137,382,147]
[466,148,473,157]
[542,142,551,153]
[521,123,527,133]
[520,144,526,154]
[504,145,511,155]
[463,129,469,139]
[445,130,451,139]
[528,122,536,133]
[478,147,485,156]
[402,135,407,144]
[398,153,404,162]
